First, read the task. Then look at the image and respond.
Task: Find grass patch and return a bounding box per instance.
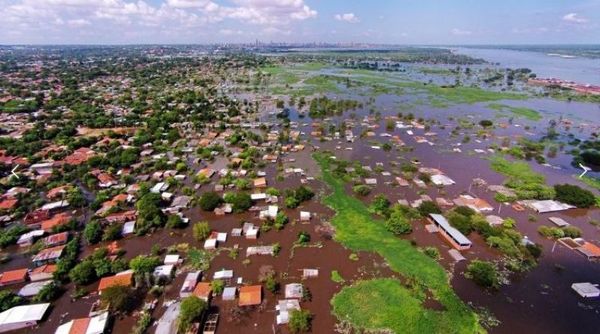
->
[490,156,554,199]
[333,279,472,334]
[577,175,600,191]
[294,62,328,71]
[331,270,345,283]
[315,153,482,334]
[487,103,541,121]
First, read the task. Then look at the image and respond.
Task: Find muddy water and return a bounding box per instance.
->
[288,90,600,333]
[4,82,600,334]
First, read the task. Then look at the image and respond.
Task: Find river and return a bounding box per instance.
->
[454,47,600,85]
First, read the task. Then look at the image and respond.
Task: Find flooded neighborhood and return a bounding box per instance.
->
[1,3,600,334]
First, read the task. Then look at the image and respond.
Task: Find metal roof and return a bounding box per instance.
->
[429,214,472,246]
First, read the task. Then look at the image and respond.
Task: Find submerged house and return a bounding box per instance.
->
[0,303,50,333]
[428,214,472,250]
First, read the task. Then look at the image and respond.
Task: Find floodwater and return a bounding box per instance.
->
[454,47,600,85]
[4,64,600,334]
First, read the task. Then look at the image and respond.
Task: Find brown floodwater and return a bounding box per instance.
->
[4,86,600,334]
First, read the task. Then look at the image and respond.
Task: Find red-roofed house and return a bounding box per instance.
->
[0,268,28,286]
[239,285,262,306]
[41,212,72,232]
[97,271,134,294]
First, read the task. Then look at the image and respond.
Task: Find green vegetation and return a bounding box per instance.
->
[488,103,541,121]
[330,270,345,284]
[332,279,477,334]
[289,309,313,333]
[465,260,500,289]
[0,290,24,312]
[554,184,596,208]
[315,153,481,334]
[193,221,211,241]
[199,191,223,211]
[101,285,137,313]
[490,156,554,200]
[177,296,207,333]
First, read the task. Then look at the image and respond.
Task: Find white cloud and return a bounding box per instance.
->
[334,13,359,23]
[451,28,472,36]
[219,28,244,35]
[562,13,588,24]
[67,18,91,27]
[0,0,317,43]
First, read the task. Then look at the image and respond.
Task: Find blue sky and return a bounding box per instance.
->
[0,0,599,44]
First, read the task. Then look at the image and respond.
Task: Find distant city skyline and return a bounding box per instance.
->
[0,0,599,45]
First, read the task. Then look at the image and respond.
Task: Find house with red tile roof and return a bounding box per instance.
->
[0,268,29,286]
[97,271,134,294]
[104,210,137,224]
[41,212,72,232]
[46,185,70,200]
[0,198,18,212]
[192,282,212,302]
[29,264,57,282]
[63,147,95,166]
[24,209,50,227]
[239,285,262,306]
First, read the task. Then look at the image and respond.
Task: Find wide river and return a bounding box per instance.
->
[454,47,600,85]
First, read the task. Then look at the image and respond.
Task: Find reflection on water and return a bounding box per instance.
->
[455,47,600,85]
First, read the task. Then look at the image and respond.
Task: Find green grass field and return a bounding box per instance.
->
[488,103,541,121]
[314,153,483,334]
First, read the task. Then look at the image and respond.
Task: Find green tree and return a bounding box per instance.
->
[224,192,252,213]
[100,285,136,313]
[199,191,223,211]
[83,221,102,244]
[69,261,97,285]
[177,296,207,333]
[289,309,312,333]
[33,281,62,302]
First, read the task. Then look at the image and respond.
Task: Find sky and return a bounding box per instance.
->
[0,0,599,45]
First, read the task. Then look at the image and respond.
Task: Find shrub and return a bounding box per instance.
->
[265,274,279,293]
[0,290,23,312]
[422,247,441,260]
[537,226,564,239]
[297,232,311,244]
[466,260,500,289]
[385,212,412,235]
[562,226,582,238]
[479,119,493,128]
[352,185,371,196]
[554,184,596,208]
[369,194,391,217]
[417,201,441,217]
[199,191,223,211]
[289,309,312,333]
[212,280,225,295]
[166,215,186,229]
[193,222,211,241]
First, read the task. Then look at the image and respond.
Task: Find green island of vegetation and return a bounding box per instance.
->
[314,153,482,334]
[488,103,541,121]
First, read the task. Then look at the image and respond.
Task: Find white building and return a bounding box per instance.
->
[0,303,50,333]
